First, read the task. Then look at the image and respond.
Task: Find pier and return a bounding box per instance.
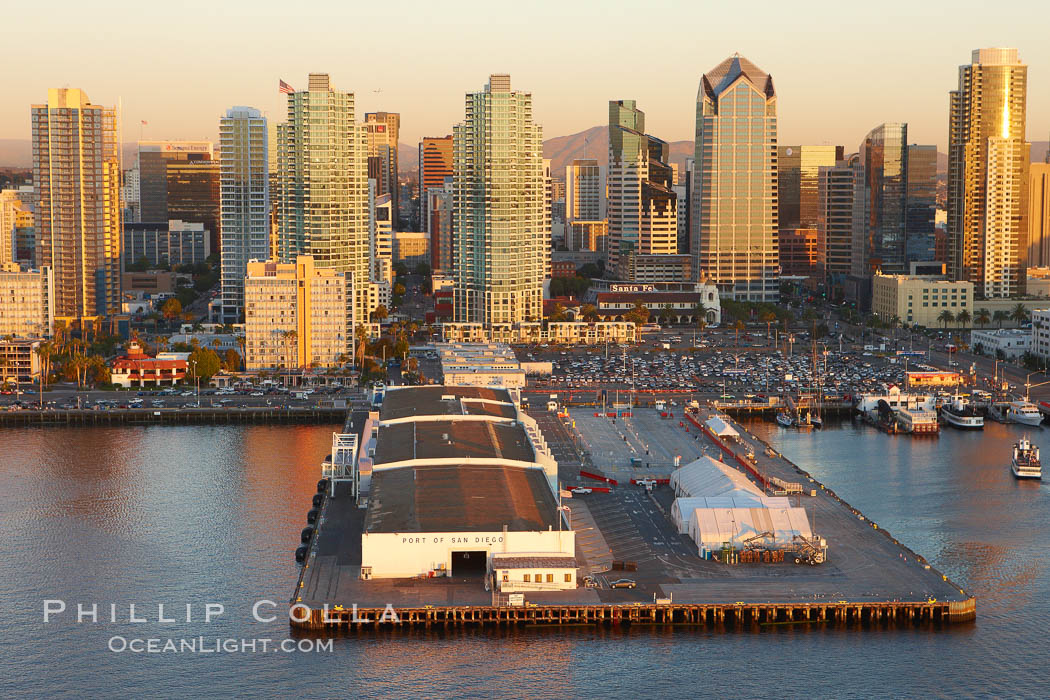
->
[289,403,976,631]
[0,406,346,426]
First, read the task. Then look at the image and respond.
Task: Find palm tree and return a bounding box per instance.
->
[733,319,746,347]
[993,309,1009,329]
[956,309,972,328]
[1011,303,1029,327]
[937,309,955,329]
[759,310,776,342]
[35,341,54,390]
[975,308,991,329]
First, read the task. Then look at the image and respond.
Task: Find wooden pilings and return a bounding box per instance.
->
[289,597,977,630]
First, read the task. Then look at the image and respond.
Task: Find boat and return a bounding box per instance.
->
[1011,436,1042,479]
[1007,401,1044,427]
[776,412,794,427]
[809,414,823,429]
[941,395,984,430]
[897,406,939,435]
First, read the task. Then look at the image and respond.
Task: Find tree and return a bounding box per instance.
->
[975,308,991,329]
[759,310,776,341]
[580,304,599,322]
[188,347,221,381]
[937,309,955,329]
[223,348,241,372]
[1011,303,1029,326]
[733,319,746,346]
[161,298,183,326]
[993,309,1009,329]
[659,304,674,326]
[549,303,568,322]
[413,262,431,276]
[393,282,406,297]
[371,305,389,323]
[956,309,972,328]
[624,301,649,325]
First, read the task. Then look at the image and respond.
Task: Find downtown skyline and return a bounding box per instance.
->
[2,1,1049,154]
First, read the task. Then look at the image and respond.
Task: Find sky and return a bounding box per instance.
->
[3,0,1049,152]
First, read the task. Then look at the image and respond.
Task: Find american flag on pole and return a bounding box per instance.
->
[141,120,148,126]
[278,79,294,95]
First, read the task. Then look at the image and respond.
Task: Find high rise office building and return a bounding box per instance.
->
[218,106,269,323]
[948,48,1030,298]
[137,141,213,222]
[452,74,544,324]
[905,144,938,264]
[427,187,453,272]
[817,156,861,295]
[277,73,370,333]
[607,101,678,277]
[855,123,909,275]
[607,100,646,271]
[778,145,843,231]
[32,88,122,323]
[166,159,220,252]
[365,112,400,228]
[565,159,606,222]
[1029,163,1050,268]
[419,136,453,231]
[691,55,779,301]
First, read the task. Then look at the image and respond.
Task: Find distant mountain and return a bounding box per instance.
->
[0,140,31,168]
[542,126,693,176]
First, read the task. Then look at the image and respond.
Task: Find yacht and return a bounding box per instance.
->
[1011,436,1042,479]
[1007,401,1044,427]
[776,411,794,428]
[941,395,984,430]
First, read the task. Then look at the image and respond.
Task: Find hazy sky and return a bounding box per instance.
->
[4,0,1048,151]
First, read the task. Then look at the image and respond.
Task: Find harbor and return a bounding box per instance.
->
[289,389,975,630]
[0,405,347,426]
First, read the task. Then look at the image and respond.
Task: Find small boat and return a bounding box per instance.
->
[809,415,823,429]
[1007,401,1044,427]
[941,395,984,430]
[1011,436,1042,479]
[776,412,794,428]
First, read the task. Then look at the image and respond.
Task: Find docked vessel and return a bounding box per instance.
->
[1011,436,1042,479]
[1007,401,1044,427]
[941,395,984,430]
[897,406,940,434]
[776,411,794,428]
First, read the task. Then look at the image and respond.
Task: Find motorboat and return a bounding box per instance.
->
[1007,401,1044,427]
[776,412,794,428]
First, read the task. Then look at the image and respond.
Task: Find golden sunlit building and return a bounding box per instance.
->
[244,256,348,370]
[948,48,1030,298]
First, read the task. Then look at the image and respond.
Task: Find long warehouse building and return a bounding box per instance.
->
[350,386,576,587]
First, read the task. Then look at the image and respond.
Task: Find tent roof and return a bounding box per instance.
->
[705,416,740,438]
[670,456,763,499]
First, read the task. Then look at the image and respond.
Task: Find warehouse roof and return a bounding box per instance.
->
[490,555,578,569]
[374,419,535,464]
[380,386,515,421]
[364,464,560,533]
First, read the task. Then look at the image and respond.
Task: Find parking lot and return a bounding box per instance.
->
[570,407,711,476]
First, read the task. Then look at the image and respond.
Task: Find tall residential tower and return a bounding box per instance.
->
[218,106,269,323]
[452,74,544,324]
[948,48,1030,298]
[277,73,370,331]
[32,88,122,323]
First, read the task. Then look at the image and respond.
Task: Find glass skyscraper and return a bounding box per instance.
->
[452,74,544,324]
[277,73,370,331]
[219,106,268,323]
[691,54,779,301]
[856,123,909,275]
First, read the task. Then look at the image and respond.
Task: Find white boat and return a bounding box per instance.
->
[855,388,936,414]
[776,412,794,427]
[1007,401,1044,427]
[897,406,939,434]
[941,395,984,430]
[1011,436,1042,479]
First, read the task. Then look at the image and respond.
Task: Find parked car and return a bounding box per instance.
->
[610,579,637,589]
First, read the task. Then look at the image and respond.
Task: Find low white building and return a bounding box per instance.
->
[1031,309,1050,362]
[970,328,1031,360]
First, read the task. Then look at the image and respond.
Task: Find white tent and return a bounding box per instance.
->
[687,503,813,552]
[669,456,763,499]
[705,415,740,439]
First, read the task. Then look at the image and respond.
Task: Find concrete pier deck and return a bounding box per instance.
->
[290,407,974,629]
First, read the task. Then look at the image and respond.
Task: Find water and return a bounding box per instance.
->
[1,420,1046,698]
